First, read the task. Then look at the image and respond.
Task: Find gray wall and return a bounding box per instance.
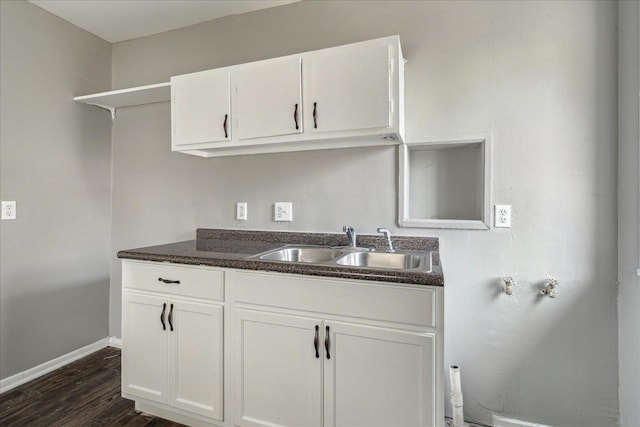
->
[0,1,112,380]
[110,2,620,426]
[618,2,640,426]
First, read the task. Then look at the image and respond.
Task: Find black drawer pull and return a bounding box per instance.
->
[158,278,180,284]
[314,325,319,359]
[160,303,166,331]
[294,103,299,130]
[223,114,228,138]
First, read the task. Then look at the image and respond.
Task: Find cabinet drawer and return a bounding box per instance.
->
[230,270,438,328]
[123,261,224,301]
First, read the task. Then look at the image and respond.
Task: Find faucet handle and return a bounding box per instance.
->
[343,225,353,233]
[377,228,394,252]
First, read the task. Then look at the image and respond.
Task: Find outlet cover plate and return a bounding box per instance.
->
[2,201,16,220]
[274,202,292,222]
[494,204,511,228]
[236,202,247,220]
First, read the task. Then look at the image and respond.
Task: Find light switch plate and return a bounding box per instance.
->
[274,202,292,222]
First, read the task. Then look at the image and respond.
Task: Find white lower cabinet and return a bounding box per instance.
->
[121,260,225,424]
[122,293,169,403]
[121,261,443,427]
[233,310,323,427]
[324,322,436,427]
[168,300,224,419]
[230,270,443,427]
[123,292,224,421]
[233,310,437,427]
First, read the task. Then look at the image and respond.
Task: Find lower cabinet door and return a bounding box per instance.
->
[233,309,323,427]
[122,293,169,404]
[169,301,224,421]
[323,321,437,427]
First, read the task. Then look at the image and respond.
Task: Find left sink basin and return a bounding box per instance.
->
[255,247,348,263]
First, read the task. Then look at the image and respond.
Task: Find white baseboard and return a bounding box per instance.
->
[0,336,121,394]
[493,415,553,427]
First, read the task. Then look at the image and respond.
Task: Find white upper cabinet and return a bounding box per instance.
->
[170,36,404,157]
[235,57,303,140]
[305,42,391,135]
[171,69,231,147]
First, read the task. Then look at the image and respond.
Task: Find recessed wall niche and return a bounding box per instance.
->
[398,135,492,229]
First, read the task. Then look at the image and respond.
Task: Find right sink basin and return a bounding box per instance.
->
[335,251,432,272]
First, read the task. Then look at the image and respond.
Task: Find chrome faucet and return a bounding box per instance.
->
[377,228,395,252]
[343,226,357,247]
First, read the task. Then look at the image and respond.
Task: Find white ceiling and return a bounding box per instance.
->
[28,0,300,43]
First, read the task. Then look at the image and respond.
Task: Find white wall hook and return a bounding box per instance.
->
[540,278,558,298]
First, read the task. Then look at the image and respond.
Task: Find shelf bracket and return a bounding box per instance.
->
[86,103,116,123]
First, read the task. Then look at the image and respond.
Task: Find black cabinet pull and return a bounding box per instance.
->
[314,325,319,358]
[223,114,228,138]
[325,325,331,359]
[294,103,299,130]
[158,278,180,284]
[168,303,174,332]
[160,303,166,331]
[312,102,318,129]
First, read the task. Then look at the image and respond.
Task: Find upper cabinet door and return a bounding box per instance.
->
[171,69,231,147]
[306,42,391,134]
[235,57,303,140]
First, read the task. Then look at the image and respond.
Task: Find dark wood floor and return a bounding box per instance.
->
[0,346,185,427]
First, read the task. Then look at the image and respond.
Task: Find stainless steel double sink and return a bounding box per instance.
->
[250,245,432,272]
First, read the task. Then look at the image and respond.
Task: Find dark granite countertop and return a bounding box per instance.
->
[117,229,444,287]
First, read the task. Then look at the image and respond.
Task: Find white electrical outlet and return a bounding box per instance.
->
[274,202,293,222]
[2,201,16,220]
[494,204,511,228]
[236,202,247,220]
